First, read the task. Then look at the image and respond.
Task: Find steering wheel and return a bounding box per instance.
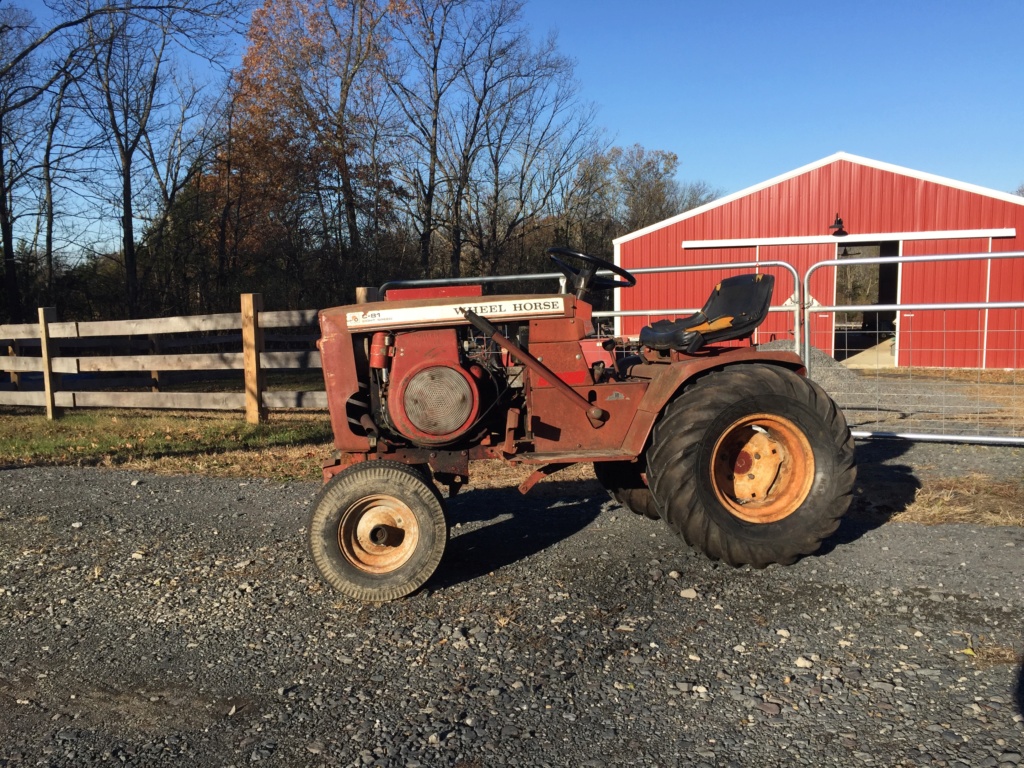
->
[546,247,636,299]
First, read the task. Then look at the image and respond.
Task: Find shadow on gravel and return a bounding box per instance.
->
[1016,661,1024,716]
[818,438,921,556]
[429,481,602,588]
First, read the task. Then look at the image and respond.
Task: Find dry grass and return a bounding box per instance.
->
[893,473,1024,527]
[953,631,1024,668]
[864,367,1024,430]
[971,642,1022,668]
[0,408,334,482]
[872,367,1022,385]
[463,459,595,490]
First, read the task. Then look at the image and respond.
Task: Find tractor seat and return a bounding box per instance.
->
[639,273,775,354]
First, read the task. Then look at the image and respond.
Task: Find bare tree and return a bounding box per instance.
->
[677,179,719,213]
[557,147,616,257]
[386,0,598,279]
[78,13,172,316]
[0,0,248,318]
[0,0,247,114]
[556,144,720,257]
[384,0,464,277]
[464,30,599,275]
[0,6,39,321]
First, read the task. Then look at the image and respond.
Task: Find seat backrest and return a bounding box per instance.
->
[701,273,774,330]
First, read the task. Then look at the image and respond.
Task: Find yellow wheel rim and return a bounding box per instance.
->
[710,413,814,524]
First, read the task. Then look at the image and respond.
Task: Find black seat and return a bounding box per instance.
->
[639,273,775,354]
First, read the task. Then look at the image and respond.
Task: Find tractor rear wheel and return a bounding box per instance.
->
[308,460,448,602]
[647,364,855,567]
[593,461,660,519]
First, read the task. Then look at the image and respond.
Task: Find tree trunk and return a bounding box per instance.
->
[338,152,362,259]
[419,179,434,277]
[121,156,138,318]
[0,125,22,323]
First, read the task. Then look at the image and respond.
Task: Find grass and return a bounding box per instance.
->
[0,407,335,482]
[892,473,1024,527]
[1,407,1023,526]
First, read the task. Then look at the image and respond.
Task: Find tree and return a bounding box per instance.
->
[0,6,40,322]
[613,144,685,232]
[386,0,597,279]
[556,144,719,258]
[233,0,396,285]
[463,30,598,276]
[78,13,169,317]
[1,0,248,319]
[384,0,462,277]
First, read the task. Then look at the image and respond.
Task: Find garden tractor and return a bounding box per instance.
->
[310,248,856,602]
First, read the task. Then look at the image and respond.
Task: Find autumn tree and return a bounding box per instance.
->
[227,0,404,303]
[614,144,687,232]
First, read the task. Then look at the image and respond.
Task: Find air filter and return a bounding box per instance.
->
[402,366,474,436]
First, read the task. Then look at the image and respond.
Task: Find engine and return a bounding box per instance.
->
[369,327,510,447]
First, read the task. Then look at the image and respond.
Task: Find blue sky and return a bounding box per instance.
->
[522,0,1024,196]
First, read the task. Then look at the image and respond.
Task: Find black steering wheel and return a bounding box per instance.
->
[546,247,636,299]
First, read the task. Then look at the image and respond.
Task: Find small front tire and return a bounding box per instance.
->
[308,461,448,602]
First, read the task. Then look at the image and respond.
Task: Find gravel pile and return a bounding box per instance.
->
[1,464,1022,766]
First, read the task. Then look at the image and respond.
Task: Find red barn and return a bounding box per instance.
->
[613,152,1024,369]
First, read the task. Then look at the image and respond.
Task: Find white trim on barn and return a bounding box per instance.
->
[681,229,1016,250]
[613,151,1024,247]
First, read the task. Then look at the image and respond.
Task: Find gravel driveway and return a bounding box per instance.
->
[1,444,1022,767]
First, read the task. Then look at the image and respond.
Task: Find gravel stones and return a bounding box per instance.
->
[1,464,1022,766]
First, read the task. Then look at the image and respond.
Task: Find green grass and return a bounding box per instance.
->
[0,408,334,481]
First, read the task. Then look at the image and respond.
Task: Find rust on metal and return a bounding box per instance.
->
[518,462,573,494]
[337,494,420,573]
[710,413,814,523]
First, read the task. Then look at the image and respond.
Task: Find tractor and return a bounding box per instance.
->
[310,248,856,602]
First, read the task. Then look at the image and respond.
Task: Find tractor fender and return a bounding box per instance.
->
[619,348,806,457]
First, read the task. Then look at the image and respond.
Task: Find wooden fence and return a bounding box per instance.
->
[0,295,325,424]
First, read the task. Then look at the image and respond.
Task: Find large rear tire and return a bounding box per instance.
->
[308,460,448,602]
[593,461,660,520]
[647,365,855,567]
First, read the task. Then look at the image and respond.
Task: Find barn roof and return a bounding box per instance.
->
[614,151,1024,246]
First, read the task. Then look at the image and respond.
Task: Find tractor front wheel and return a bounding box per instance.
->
[646,365,855,567]
[308,461,448,602]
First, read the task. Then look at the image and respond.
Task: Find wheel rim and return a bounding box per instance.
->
[710,413,814,524]
[338,494,420,573]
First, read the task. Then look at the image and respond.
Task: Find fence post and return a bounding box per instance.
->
[38,307,59,420]
[355,287,380,304]
[241,293,266,424]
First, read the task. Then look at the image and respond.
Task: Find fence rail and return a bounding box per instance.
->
[0,295,321,424]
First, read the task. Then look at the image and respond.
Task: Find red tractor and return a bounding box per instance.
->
[311,248,855,602]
